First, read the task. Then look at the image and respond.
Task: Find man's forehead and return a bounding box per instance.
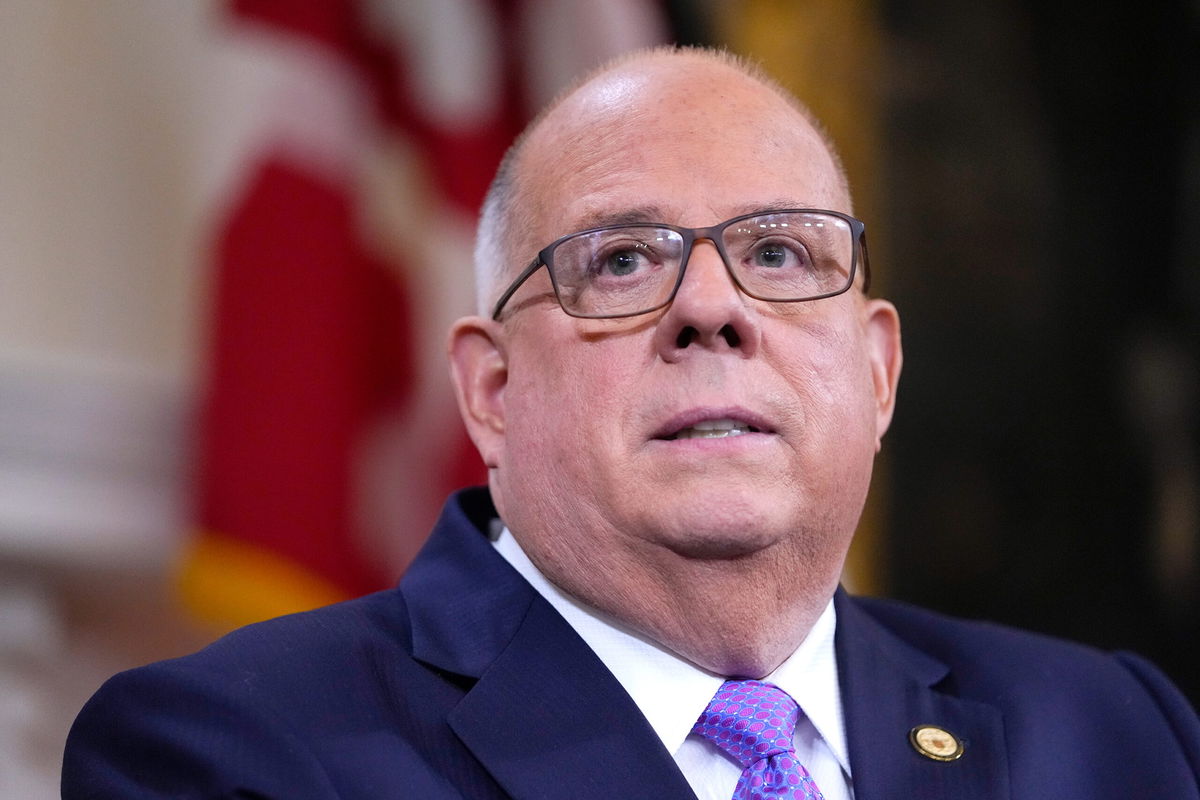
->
[507,52,849,254]
[522,126,846,236]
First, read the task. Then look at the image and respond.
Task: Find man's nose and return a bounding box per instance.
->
[653,238,762,361]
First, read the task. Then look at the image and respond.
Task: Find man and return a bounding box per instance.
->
[64,46,1199,799]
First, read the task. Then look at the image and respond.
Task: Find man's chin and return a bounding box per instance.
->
[666,533,777,561]
[630,497,794,562]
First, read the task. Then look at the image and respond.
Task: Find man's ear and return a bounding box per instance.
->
[863,298,903,450]
[447,316,508,469]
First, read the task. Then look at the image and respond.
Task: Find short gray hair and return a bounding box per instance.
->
[473,147,519,316]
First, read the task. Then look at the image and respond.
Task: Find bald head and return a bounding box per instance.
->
[473,46,852,315]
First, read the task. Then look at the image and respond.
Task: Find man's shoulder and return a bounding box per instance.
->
[833,596,1200,795]
[95,588,418,715]
[62,588,498,798]
[68,488,510,759]
[847,591,1148,680]
[847,592,1105,658]
[844,592,1200,729]
[186,587,405,667]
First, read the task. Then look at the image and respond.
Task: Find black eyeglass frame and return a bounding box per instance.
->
[490,208,871,321]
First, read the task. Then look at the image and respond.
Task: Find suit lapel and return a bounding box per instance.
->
[449,599,697,800]
[835,592,1011,800]
[402,490,696,800]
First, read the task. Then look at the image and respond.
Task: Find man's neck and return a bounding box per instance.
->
[500,521,841,678]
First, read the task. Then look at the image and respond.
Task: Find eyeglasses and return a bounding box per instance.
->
[491,209,870,320]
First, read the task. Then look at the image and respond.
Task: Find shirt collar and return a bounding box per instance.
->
[492,526,850,774]
[760,600,850,772]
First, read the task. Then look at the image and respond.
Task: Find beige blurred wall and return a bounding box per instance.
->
[1,4,229,796]
[0,1,212,563]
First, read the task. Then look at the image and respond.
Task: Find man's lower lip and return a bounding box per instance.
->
[661,425,770,440]
[668,429,752,441]
[652,432,775,444]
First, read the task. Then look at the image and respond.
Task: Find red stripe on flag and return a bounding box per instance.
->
[197,159,401,596]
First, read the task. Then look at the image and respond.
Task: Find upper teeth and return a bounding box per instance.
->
[672,418,755,439]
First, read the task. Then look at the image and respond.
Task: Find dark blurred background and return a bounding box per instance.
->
[887,0,1199,703]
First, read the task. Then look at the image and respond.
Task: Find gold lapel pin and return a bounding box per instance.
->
[909,725,964,762]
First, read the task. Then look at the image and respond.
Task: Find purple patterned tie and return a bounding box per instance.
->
[692,680,826,800]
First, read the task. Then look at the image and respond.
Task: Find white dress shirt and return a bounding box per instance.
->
[493,526,854,800]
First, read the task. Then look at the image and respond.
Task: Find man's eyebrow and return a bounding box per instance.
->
[573,206,671,229]
[730,200,819,217]
[572,201,821,231]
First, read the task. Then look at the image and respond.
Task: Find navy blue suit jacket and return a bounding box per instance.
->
[63,488,1200,798]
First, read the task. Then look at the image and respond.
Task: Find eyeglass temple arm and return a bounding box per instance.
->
[491,257,545,320]
[858,230,872,295]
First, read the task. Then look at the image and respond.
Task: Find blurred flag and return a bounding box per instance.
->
[181,0,668,629]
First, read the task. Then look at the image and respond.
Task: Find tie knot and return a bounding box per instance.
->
[692,680,799,769]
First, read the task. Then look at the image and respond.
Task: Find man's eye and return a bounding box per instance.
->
[750,241,810,269]
[602,249,645,276]
[754,244,789,268]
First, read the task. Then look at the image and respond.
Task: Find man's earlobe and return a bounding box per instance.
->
[447,317,509,468]
[864,299,903,449]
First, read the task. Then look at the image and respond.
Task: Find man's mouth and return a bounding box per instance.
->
[662,418,763,440]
